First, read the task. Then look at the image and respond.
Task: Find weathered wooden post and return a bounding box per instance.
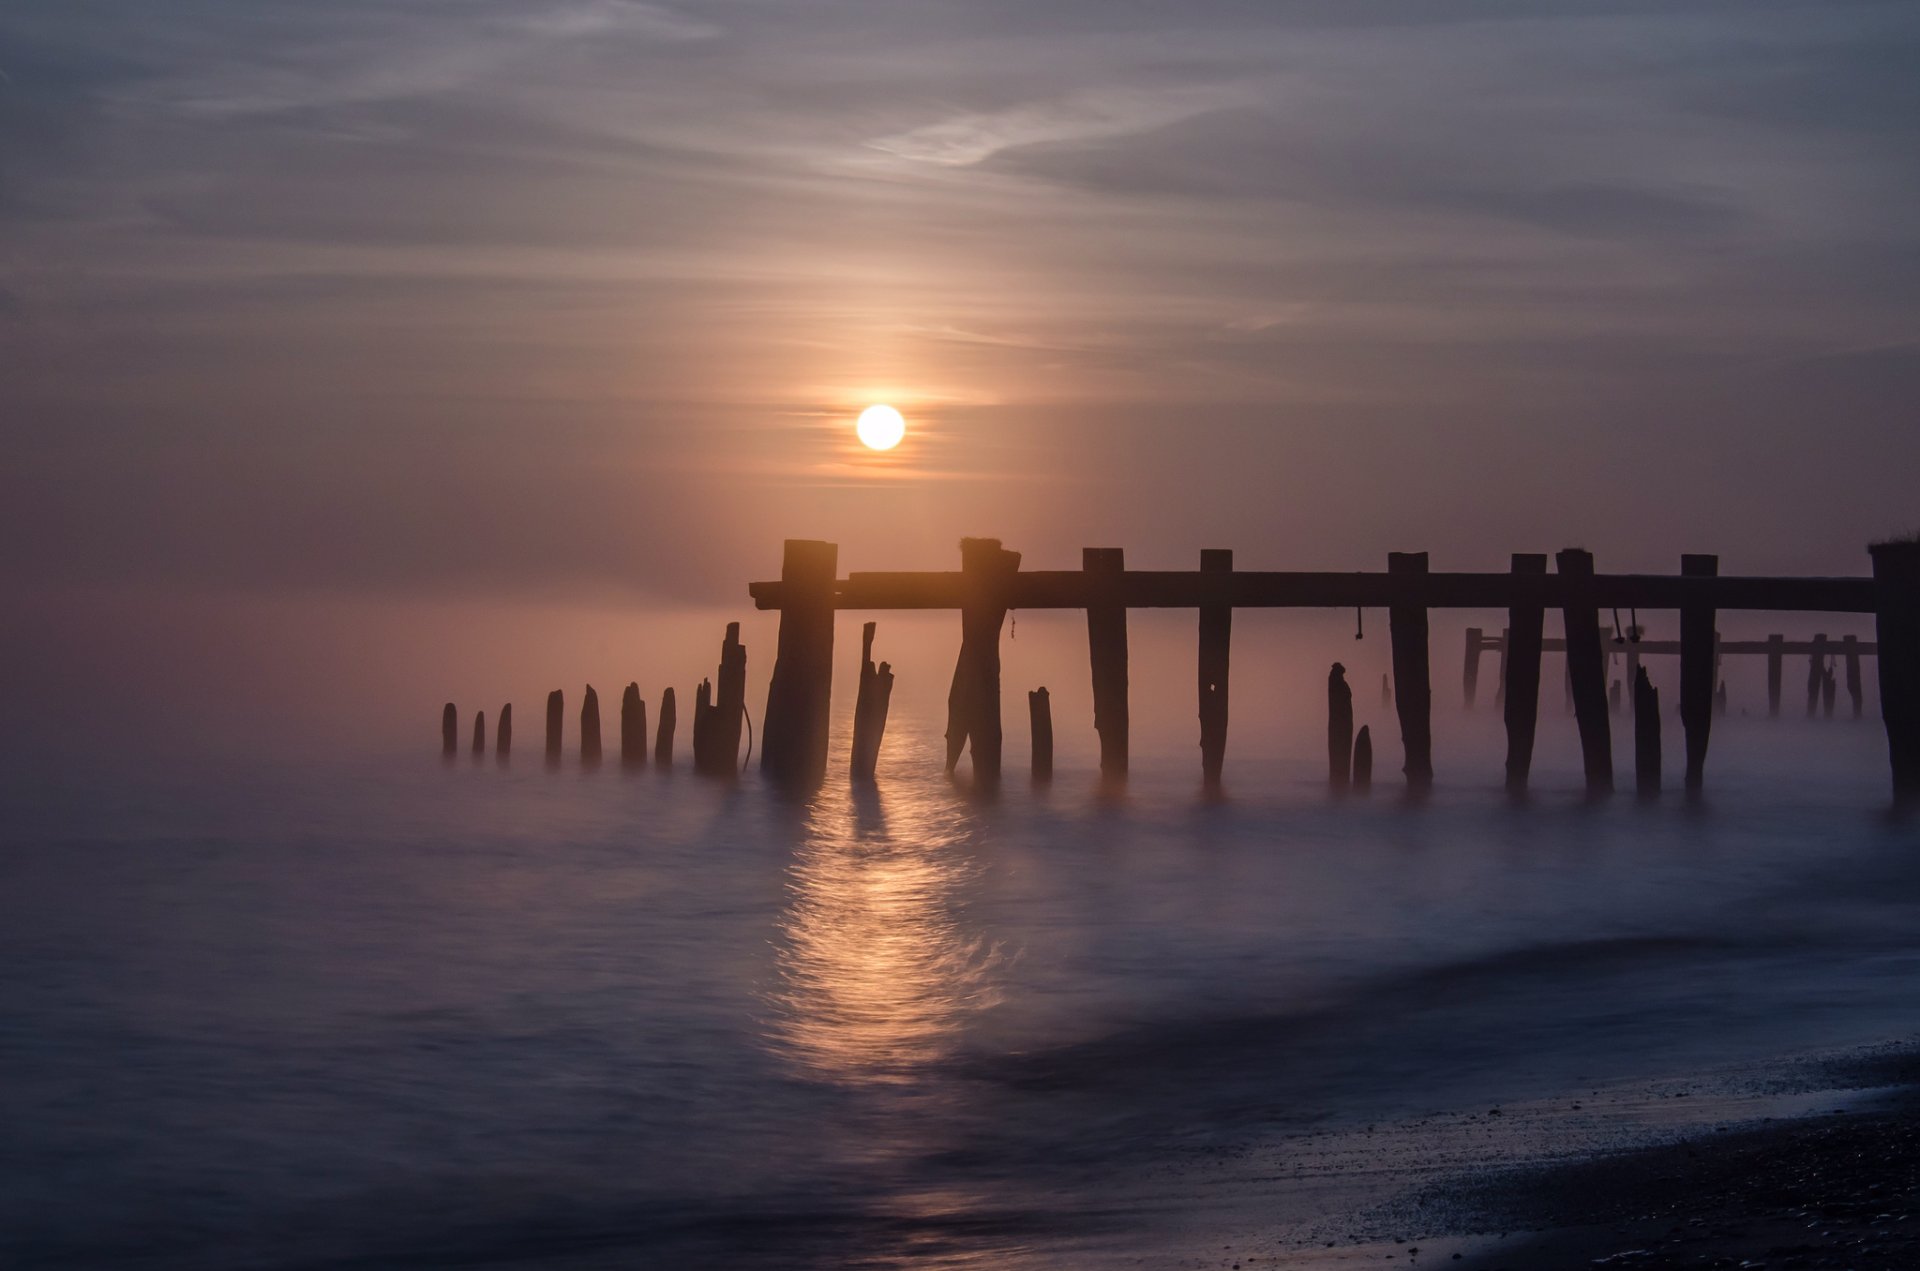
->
[1766,634,1784,718]
[692,679,713,771]
[762,541,836,785]
[442,702,458,757]
[1633,667,1661,797]
[581,685,602,767]
[1679,554,1717,794]
[497,703,511,761]
[1844,635,1864,720]
[1029,687,1053,782]
[1823,664,1838,718]
[620,683,647,768]
[696,624,749,777]
[1558,549,1613,795]
[1807,633,1828,719]
[1493,629,1509,709]
[1387,552,1433,789]
[545,689,563,764]
[654,687,676,767]
[944,538,1021,787]
[1352,725,1373,795]
[1198,549,1232,788]
[1608,679,1623,717]
[1085,547,1130,780]
[1328,662,1353,791]
[1463,627,1482,710]
[1869,539,1920,807]
[472,710,485,758]
[850,622,894,783]
[1504,554,1547,793]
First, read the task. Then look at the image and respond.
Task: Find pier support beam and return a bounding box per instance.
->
[1807,633,1828,719]
[621,683,647,768]
[762,541,837,785]
[1680,554,1718,794]
[1198,549,1232,789]
[497,703,511,762]
[472,710,485,758]
[946,538,1021,787]
[1844,635,1864,719]
[1463,627,1482,709]
[1387,552,1433,789]
[581,685,602,767]
[442,702,458,757]
[1328,662,1353,791]
[1352,726,1373,795]
[850,622,894,783]
[1870,540,1920,807]
[1086,547,1130,781]
[697,624,748,777]
[654,688,675,767]
[1558,549,1613,795]
[1766,634,1784,718]
[546,690,563,764]
[1029,688,1053,783]
[1633,667,1661,797]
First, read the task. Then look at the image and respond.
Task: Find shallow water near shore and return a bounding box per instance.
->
[4,712,1917,1269]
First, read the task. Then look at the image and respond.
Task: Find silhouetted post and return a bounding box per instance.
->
[1493,629,1509,709]
[1386,552,1432,789]
[546,689,563,764]
[1766,634,1784,718]
[1679,554,1717,794]
[1822,666,1837,718]
[1083,547,1130,781]
[1198,549,1232,789]
[1844,636,1864,720]
[654,688,676,767]
[1633,667,1661,797]
[1624,637,1641,709]
[1463,627,1482,710]
[581,685,602,768]
[850,622,894,783]
[1504,555,1547,793]
[1558,549,1613,795]
[472,710,485,758]
[1807,633,1828,719]
[692,679,714,771]
[696,625,748,777]
[945,538,1021,787]
[442,703,458,757]
[1352,726,1373,795]
[762,540,837,786]
[1029,688,1053,783]
[1328,662,1353,791]
[1869,540,1920,806]
[621,683,647,768]
[497,703,511,761]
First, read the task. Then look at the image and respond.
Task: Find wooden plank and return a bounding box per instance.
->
[1680,555,1717,793]
[1559,549,1613,795]
[1503,554,1548,793]
[1197,549,1232,788]
[1388,552,1433,789]
[1086,547,1130,780]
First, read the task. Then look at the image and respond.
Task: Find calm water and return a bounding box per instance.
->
[4,714,1918,1268]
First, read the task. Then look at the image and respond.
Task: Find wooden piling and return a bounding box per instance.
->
[695,624,748,777]
[1869,540,1920,806]
[850,622,894,783]
[581,685,602,767]
[545,689,563,764]
[1633,667,1661,797]
[1086,547,1130,780]
[497,703,512,762]
[944,538,1022,787]
[1504,554,1548,793]
[1558,549,1613,795]
[621,682,647,768]
[1463,626,1482,709]
[1029,687,1053,782]
[692,679,714,772]
[472,710,485,758]
[1807,633,1828,719]
[442,702,457,757]
[1387,552,1432,789]
[1328,662,1353,791]
[1352,725,1373,795]
[1493,629,1509,709]
[1766,634,1784,718]
[1844,635,1863,719]
[762,541,836,785]
[1680,554,1717,794]
[655,687,676,767]
[1198,549,1232,788]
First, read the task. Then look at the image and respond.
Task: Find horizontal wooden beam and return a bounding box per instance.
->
[1470,636,1878,655]
[749,570,1877,614]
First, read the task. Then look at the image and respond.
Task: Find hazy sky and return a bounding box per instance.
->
[2,1,1915,757]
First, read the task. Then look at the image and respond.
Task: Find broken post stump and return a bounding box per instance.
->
[1808,633,1828,719]
[1387,552,1433,789]
[1085,546,1130,781]
[472,710,485,758]
[695,624,749,776]
[545,690,563,764]
[1352,725,1373,795]
[621,682,647,768]
[442,702,458,757]
[1328,662,1353,791]
[655,687,676,767]
[1558,548,1613,795]
[1870,540,1920,807]
[1029,687,1053,782]
[692,679,714,773]
[1844,635,1863,720]
[1634,667,1661,797]
[945,538,1022,787]
[1680,554,1717,794]
[581,685,602,767]
[1197,548,1232,789]
[497,703,512,761]
[1504,554,1548,793]
[850,621,894,783]
[762,541,835,785]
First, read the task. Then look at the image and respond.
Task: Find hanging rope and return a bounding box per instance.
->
[1611,607,1626,643]
[1629,608,1641,643]
[1354,607,1364,640]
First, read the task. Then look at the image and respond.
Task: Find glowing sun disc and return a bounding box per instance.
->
[856,404,906,451]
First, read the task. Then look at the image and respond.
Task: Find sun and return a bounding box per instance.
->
[855,404,906,451]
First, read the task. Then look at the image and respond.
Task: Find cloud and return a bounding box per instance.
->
[866,84,1252,167]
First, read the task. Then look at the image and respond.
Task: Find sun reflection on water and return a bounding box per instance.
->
[768,771,1002,1087]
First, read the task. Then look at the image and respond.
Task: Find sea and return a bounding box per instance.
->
[4,709,1917,1269]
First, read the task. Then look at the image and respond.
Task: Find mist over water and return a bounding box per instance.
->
[4,705,1914,1268]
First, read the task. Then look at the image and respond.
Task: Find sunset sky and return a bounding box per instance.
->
[3,1,1917,758]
